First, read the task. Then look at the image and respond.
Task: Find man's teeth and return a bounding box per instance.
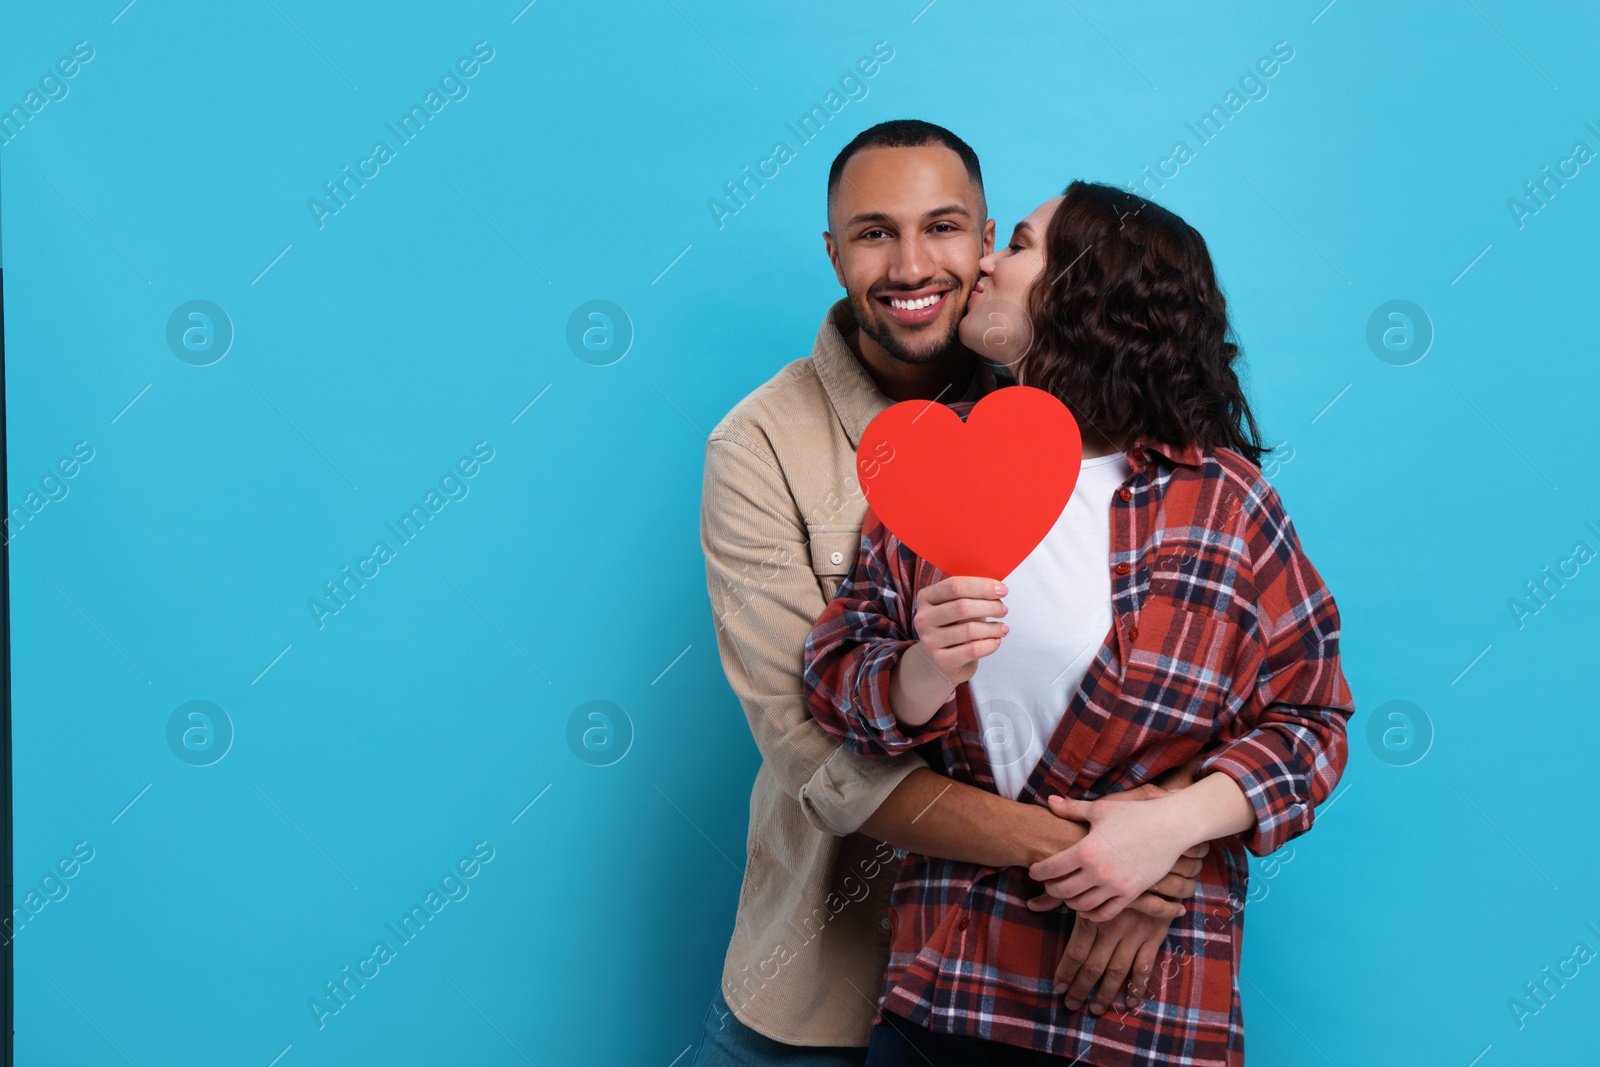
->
[888,293,942,311]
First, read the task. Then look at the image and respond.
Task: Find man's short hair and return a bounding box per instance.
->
[826,119,985,224]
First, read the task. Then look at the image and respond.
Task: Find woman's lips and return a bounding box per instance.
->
[878,288,951,326]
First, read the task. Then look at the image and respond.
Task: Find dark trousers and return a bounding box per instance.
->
[866,1010,1082,1066]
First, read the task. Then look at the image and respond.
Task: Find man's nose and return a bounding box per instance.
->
[888,233,934,283]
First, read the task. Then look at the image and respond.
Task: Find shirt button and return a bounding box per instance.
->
[880,917,891,931]
[1113,562,1130,576]
[830,550,844,565]
[958,917,970,931]
[1118,488,1133,502]
[1128,626,1139,640]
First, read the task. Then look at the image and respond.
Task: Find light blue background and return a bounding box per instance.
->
[3,1,1597,1064]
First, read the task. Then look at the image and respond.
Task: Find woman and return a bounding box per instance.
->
[803,181,1354,1066]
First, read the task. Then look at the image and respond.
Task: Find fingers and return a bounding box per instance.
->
[1025,892,1064,912]
[1053,916,1098,1002]
[1100,783,1167,802]
[1127,891,1184,921]
[1027,840,1083,883]
[1044,794,1097,824]
[1125,937,1162,1009]
[920,576,1007,607]
[1061,922,1116,1011]
[1078,893,1130,923]
[1091,937,1141,1015]
[1182,839,1210,859]
[1149,871,1197,901]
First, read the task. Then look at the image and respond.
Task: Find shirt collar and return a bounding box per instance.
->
[812,297,1007,449]
[1128,436,1206,470]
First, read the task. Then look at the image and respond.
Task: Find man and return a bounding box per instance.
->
[694,121,1205,1065]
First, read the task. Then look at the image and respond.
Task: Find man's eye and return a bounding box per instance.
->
[861,229,889,239]
[931,222,958,233]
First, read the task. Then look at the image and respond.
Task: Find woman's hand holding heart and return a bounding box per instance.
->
[888,575,1008,727]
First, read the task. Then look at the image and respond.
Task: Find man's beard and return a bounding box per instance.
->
[848,286,966,365]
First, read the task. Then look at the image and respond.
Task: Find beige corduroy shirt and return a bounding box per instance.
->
[699,298,1009,1047]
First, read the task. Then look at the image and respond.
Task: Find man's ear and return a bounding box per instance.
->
[823,230,847,288]
[982,217,996,257]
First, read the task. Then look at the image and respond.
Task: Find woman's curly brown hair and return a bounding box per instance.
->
[1020,180,1268,465]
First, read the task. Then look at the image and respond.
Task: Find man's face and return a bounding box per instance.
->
[824,145,993,365]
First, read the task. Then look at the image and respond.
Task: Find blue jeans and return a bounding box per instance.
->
[691,988,866,1067]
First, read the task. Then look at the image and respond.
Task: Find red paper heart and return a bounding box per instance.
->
[856,385,1082,580]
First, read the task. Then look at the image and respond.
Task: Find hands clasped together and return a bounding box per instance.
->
[893,574,1214,1016]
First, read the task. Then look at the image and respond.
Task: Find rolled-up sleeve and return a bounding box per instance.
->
[1195,475,1354,857]
[701,432,924,836]
[803,516,960,757]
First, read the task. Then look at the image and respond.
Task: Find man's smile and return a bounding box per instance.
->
[876,285,955,326]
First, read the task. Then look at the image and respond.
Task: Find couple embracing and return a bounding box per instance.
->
[694,120,1353,1067]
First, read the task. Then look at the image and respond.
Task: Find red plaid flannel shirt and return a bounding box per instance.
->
[803,400,1354,1066]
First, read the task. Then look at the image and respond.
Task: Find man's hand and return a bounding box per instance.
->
[1053,907,1173,1016]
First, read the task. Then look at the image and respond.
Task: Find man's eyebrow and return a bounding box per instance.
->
[841,204,975,230]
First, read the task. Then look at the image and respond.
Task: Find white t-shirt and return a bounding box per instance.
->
[965,451,1130,799]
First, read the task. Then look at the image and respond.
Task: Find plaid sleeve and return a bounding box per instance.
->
[1195,472,1355,856]
[803,511,959,757]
